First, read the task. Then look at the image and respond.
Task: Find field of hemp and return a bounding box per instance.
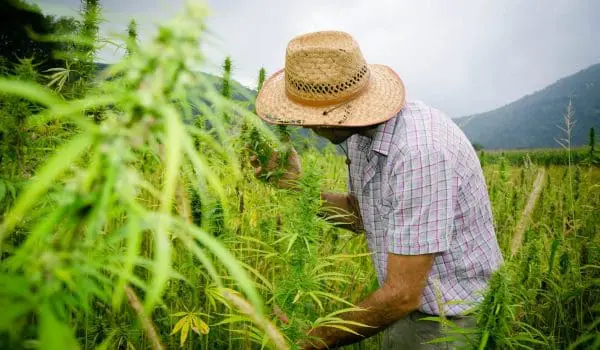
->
[0,1,599,349]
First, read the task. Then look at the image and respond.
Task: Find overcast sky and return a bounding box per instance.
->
[36,0,600,117]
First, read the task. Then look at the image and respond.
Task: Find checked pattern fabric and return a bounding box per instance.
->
[343,100,503,316]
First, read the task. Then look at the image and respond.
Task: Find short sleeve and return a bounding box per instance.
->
[388,147,455,255]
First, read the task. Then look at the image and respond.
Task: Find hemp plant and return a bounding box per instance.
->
[0,2,283,349]
[267,153,365,347]
[126,19,139,56]
[237,66,295,186]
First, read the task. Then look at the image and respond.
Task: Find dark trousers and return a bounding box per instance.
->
[382,311,476,349]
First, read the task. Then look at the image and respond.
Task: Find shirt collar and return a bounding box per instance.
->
[369,113,398,157]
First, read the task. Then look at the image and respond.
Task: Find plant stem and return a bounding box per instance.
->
[125,285,164,350]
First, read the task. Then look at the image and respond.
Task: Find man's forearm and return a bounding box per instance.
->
[318,192,363,233]
[306,285,421,349]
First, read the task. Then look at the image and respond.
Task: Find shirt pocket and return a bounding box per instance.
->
[380,171,394,210]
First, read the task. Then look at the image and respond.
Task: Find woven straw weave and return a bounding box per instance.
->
[256,31,405,127]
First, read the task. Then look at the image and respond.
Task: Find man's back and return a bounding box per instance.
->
[346,100,503,316]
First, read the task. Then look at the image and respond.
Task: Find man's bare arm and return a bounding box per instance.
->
[319,192,363,233]
[303,253,435,349]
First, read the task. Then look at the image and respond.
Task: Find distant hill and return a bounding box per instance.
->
[96,62,255,102]
[96,62,328,150]
[454,62,600,149]
[186,70,328,150]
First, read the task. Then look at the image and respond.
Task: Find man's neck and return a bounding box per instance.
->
[358,124,380,139]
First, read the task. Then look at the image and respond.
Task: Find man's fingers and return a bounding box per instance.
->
[254,166,262,176]
[249,154,258,166]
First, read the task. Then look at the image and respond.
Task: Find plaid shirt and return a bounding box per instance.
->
[344,100,503,316]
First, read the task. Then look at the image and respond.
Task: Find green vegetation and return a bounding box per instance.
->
[0,1,599,349]
[479,147,597,167]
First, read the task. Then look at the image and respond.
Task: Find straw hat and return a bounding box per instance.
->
[255,31,405,127]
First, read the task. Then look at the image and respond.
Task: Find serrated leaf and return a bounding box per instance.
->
[190,316,201,336]
[320,324,361,336]
[171,316,188,335]
[307,292,324,311]
[171,311,189,317]
[212,315,251,326]
[285,233,298,253]
[311,291,355,307]
[293,290,303,304]
[192,317,209,335]
[180,318,190,347]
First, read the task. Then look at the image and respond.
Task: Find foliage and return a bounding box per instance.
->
[480,147,596,167]
[0,2,282,349]
[0,0,65,72]
[0,1,599,349]
[126,19,139,56]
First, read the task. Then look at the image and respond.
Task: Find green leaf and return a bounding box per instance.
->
[238,261,274,291]
[112,216,142,309]
[94,331,117,350]
[39,303,80,350]
[180,318,190,347]
[173,217,263,316]
[1,134,92,242]
[6,182,16,200]
[478,331,489,350]
[0,79,64,107]
[174,226,223,288]
[212,315,251,326]
[307,292,324,311]
[320,324,362,336]
[425,336,457,344]
[322,307,364,318]
[171,312,189,317]
[0,301,33,330]
[144,226,172,311]
[171,316,188,335]
[0,181,5,202]
[285,233,298,253]
[191,316,209,335]
[310,291,355,307]
[144,108,181,310]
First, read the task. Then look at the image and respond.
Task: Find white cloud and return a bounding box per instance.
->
[36,0,600,116]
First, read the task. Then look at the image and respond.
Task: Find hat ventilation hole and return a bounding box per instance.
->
[286,64,369,99]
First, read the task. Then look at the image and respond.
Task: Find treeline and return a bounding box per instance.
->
[480,148,595,167]
[477,128,598,166]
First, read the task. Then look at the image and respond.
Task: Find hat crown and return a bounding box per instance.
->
[284,31,371,106]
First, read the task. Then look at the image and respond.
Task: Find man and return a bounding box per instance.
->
[252,31,503,349]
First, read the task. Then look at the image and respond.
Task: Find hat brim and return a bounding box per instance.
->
[255,64,405,127]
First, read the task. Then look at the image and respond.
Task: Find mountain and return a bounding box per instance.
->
[96,62,327,149]
[96,62,255,101]
[454,63,600,149]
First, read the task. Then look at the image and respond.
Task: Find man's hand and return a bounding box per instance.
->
[319,192,364,233]
[299,253,435,348]
[249,146,302,190]
[298,329,334,350]
[298,337,323,350]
